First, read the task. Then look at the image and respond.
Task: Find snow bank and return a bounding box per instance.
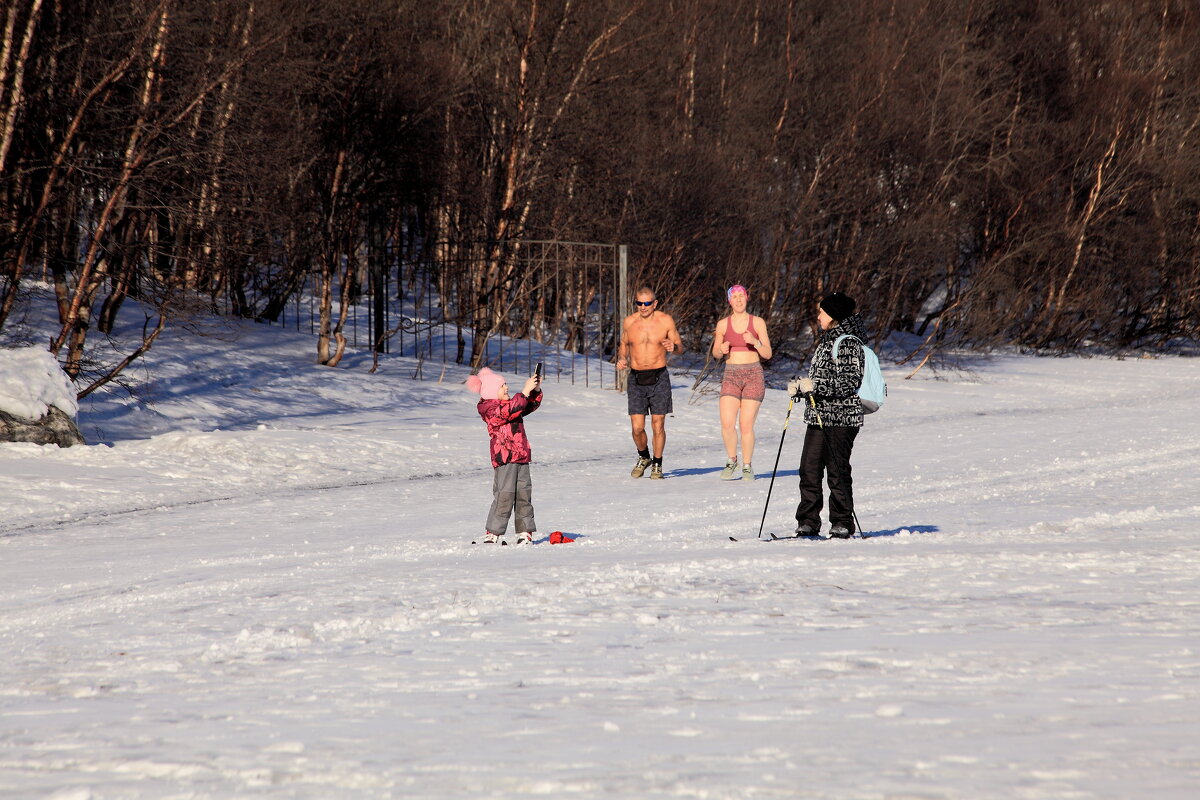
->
[0,347,78,421]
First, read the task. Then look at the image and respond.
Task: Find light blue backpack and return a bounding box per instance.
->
[833,334,887,414]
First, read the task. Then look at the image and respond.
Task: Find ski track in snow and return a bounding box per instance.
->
[2,325,1200,798]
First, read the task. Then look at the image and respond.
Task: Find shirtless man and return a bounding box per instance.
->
[616,287,683,479]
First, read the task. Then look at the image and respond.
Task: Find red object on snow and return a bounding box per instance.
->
[549,531,575,544]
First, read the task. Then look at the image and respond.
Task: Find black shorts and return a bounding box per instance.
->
[627,367,673,416]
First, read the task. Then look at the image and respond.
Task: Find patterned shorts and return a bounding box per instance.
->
[720,362,765,402]
[627,367,673,416]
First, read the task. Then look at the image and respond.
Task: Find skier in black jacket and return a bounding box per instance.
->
[787,292,867,538]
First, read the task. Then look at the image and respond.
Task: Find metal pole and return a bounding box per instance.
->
[584,255,590,389]
[427,265,433,372]
[618,244,628,392]
[555,255,561,383]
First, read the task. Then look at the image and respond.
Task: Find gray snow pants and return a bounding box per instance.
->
[486,462,536,535]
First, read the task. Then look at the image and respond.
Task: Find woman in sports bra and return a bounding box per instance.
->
[711,284,773,480]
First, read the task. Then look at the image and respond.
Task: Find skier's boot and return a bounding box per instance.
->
[741,463,754,481]
[515,531,533,544]
[631,456,651,478]
[482,532,501,544]
[795,523,818,538]
[720,459,738,480]
[829,525,853,539]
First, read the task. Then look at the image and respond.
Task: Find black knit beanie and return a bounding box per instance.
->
[820,292,856,322]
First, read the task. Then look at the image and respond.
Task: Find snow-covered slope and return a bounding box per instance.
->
[2,316,1198,798]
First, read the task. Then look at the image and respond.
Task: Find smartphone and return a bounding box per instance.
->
[534,362,543,381]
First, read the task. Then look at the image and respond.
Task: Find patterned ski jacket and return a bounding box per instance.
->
[477,391,542,468]
[802,313,867,428]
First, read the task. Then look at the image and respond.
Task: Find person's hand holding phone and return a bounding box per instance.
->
[525,361,543,395]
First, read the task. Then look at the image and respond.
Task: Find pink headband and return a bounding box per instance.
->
[727,284,747,301]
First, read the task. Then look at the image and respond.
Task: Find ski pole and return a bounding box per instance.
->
[808,393,864,535]
[755,397,794,540]
[807,392,823,428]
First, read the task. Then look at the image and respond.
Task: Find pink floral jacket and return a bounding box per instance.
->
[477,390,542,468]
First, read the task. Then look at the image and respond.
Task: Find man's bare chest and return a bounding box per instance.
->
[629,319,666,343]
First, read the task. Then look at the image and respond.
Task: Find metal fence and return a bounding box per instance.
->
[235,240,628,388]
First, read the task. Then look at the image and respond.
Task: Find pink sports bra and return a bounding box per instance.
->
[723,317,760,352]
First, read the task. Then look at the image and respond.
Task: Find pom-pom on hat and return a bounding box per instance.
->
[467,367,506,400]
[820,292,856,322]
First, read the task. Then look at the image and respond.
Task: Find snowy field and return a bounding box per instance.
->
[2,315,1200,799]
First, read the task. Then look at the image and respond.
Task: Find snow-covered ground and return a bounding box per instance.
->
[2,312,1199,799]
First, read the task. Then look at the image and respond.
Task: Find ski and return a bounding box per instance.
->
[729,531,865,542]
[472,532,574,545]
[729,531,820,542]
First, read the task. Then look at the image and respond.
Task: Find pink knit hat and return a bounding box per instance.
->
[466,367,506,400]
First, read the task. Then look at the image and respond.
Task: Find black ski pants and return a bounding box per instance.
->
[795,424,859,532]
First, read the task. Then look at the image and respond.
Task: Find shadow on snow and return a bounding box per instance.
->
[861,524,939,539]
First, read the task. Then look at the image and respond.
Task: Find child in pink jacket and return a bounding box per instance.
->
[467,367,542,544]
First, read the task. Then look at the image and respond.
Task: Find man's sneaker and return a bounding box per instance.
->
[720,459,738,480]
[482,532,501,544]
[649,463,664,479]
[829,525,854,539]
[795,523,818,537]
[741,464,754,480]
[515,532,533,544]
[631,456,651,478]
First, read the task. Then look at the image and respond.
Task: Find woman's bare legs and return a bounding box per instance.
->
[719,395,741,461]
[738,398,761,465]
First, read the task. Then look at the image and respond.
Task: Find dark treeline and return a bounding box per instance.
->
[2,0,1198,393]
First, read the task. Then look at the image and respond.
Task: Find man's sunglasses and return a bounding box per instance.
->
[634,300,655,307]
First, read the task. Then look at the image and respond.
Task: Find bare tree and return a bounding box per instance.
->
[3,0,1198,394]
